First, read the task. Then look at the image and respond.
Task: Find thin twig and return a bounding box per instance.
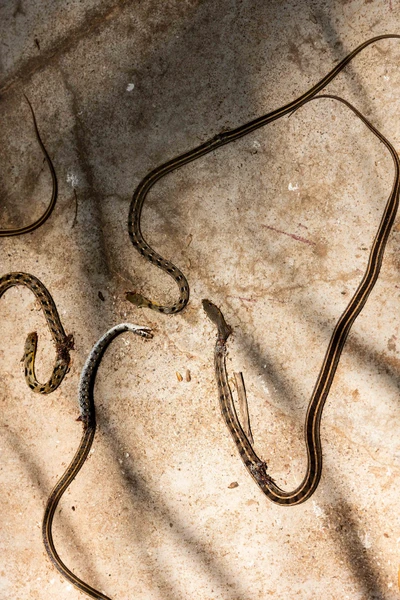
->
[234,372,254,445]
[71,189,78,228]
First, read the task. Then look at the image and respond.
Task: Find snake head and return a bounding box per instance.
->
[23,331,38,359]
[202,299,232,342]
[126,291,149,308]
[137,327,154,339]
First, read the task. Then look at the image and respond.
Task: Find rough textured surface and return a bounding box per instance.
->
[1,1,400,599]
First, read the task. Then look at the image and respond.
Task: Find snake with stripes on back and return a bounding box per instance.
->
[126,33,400,314]
[203,91,400,505]
[42,323,153,600]
[0,95,57,236]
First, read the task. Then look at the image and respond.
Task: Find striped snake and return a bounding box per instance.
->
[203,94,400,505]
[127,34,400,314]
[0,272,73,393]
[43,323,153,600]
[0,95,57,236]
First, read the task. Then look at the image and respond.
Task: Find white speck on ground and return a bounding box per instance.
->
[312,501,325,519]
[362,532,372,549]
[66,172,79,187]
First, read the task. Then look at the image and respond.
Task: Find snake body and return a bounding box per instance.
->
[0,96,57,236]
[203,93,400,505]
[0,272,73,393]
[43,323,153,600]
[127,33,400,314]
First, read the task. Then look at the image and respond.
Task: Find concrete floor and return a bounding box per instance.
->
[1,1,400,599]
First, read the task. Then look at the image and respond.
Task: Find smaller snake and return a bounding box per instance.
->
[0,95,57,236]
[0,272,73,393]
[43,323,153,600]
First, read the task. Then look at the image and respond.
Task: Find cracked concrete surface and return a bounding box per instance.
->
[1,1,400,599]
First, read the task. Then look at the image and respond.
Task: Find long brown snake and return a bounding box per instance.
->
[0,95,57,236]
[0,272,73,393]
[43,323,153,600]
[203,90,400,505]
[127,33,400,315]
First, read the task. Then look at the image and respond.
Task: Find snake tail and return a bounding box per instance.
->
[0,95,57,236]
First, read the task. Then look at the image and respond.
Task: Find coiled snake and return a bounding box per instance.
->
[0,272,73,393]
